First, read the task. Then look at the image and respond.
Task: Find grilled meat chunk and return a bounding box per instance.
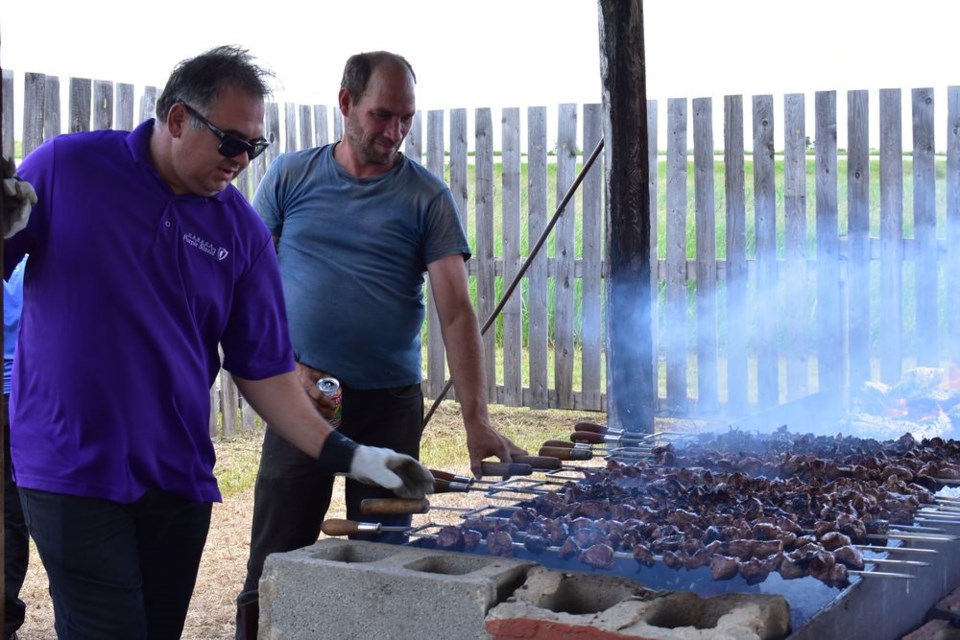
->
[435,525,464,551]
[710,555,740,581]
[580,543,616,570]
[486,530,515,557]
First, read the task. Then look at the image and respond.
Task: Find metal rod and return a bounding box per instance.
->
[867,532,957,543]
[865,558,930,567]
[885,523,945,533]
[849,570,914,580]
[422,137,605,427]
[855,544,938,555]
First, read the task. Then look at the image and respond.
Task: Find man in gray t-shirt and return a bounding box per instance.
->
[236,51,527,639]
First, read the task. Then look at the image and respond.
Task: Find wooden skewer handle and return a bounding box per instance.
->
[574,420,608,434]
[430,469,458,482]
[541,439,576,449]
[430,469,472,484]
[512,455,563,470]
[538,446,593,461]
[480,461,534,477]
[571,431,608,444]
[360,498,430,515]
[321,519,369,536]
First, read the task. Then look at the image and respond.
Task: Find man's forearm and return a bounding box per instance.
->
[440,313,490,428]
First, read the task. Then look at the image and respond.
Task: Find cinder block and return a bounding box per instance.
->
[930,586,960,622]
[485,567,791,640]
[259,539,536,640]
[902,618,960,640]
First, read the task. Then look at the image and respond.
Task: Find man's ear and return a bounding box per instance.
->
[168,102,189,138]
[338,88,351,118]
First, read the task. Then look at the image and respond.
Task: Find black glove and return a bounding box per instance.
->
[2,157,35,239]
[316,431,434,499]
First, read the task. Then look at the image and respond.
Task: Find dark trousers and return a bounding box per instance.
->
[19,487,211,640]
[236,383,424,639]
[3,395,28,639]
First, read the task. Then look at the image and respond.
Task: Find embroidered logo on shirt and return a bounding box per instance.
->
[183,233,229,261]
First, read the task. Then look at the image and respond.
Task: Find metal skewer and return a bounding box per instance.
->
[855,544,938,555]
[850,570,915,580]
[862,557,930,567]
[359,498,516,516]
[867,532,957,543]
[572,421,688,442]
[541,439,656,462]
[570,430,658,447]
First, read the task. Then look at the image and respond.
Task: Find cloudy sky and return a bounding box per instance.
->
[3,1,959,145]
[4,1,959,104]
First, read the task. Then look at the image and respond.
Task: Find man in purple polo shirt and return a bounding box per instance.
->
[2,45,433,640]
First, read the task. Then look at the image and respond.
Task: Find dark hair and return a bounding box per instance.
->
[340,51,416,104]
[155,45,274,121]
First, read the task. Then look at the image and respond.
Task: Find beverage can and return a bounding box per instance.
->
[316,377,343,427]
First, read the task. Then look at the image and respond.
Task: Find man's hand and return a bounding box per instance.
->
[350,446,435,499]
[465,422,528,478]
[295,361,338,423]
[2,157,36,238]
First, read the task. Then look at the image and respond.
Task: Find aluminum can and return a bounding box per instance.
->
[316,377,343,427]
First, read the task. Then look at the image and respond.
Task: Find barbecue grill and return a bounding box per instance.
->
[261,420,960,639]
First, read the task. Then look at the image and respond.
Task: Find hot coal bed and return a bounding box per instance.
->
[407,428,960,639]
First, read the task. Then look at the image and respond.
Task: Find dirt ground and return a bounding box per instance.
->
[15,403,596,639]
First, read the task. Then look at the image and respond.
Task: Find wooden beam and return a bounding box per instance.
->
[599,0,655,432]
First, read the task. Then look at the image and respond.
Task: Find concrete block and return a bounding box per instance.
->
[930,586,960,622]
[259,539,536,640]
[485,566,790,640]
[902,618,960,640]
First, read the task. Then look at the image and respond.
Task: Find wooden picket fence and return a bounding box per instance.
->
[4,69,960,435]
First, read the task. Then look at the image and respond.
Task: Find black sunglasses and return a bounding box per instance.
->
[176,99,270,161]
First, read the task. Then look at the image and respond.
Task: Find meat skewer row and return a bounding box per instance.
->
[356,497,931,572]
[319,519,915,588]
[456,504,936,573]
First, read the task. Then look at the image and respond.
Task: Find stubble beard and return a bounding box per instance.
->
[346,120,397,167]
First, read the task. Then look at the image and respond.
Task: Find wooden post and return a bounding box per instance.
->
[598,0,655,432]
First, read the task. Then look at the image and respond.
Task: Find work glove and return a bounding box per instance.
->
[316,430,435,499]
[2,157,36,239]
[350,446,436,499]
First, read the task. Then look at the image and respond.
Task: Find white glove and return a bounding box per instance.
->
[2,157,36,239]
[349,445,435,499]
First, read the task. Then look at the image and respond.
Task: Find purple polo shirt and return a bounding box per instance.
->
[6,120,295,503]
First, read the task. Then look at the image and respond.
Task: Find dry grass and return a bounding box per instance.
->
[17,402,594,639]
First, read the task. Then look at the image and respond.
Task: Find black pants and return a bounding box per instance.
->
[236,383,424,639]
[20,487,211,640]
[3,395,28,639]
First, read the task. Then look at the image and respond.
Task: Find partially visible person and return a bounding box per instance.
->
[235,50,527,639]
[3,255,28,640]
[1,157,35,239]
[4,45,432,639]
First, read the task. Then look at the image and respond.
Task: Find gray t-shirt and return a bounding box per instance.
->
[254,144,470,388]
